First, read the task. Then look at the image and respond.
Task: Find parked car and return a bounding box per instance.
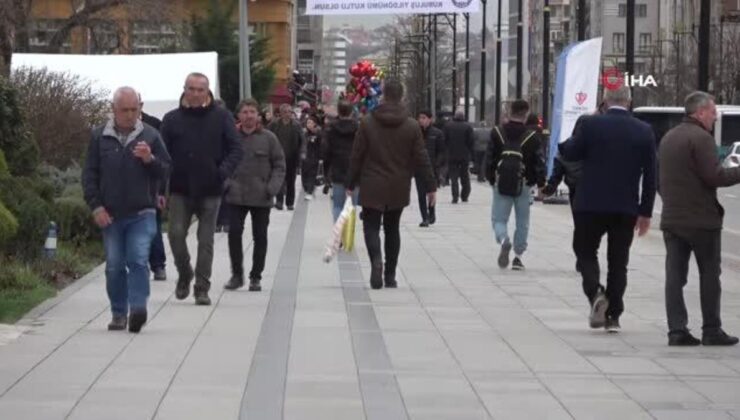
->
[723,142,740,168]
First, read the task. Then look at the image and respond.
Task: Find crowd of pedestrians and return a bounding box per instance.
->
[81,73,738,347]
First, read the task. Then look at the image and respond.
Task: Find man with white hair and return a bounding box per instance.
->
[83,86,171,333]
[559,85,657,333]
[659,91,740,346]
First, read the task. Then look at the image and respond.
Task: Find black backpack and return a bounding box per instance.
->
[493,126,536,197]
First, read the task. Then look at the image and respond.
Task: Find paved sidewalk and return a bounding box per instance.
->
[1,181,740,420]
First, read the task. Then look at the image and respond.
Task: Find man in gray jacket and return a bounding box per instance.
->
[660,91,740,346]
[83,87,171,333]
[224,99,286,292]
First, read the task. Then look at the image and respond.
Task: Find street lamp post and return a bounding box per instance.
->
[480,0,487,122]
[465,13,470,121]
[495,0,502,124]
[239,0,252,100]
[543,0,550,129]
[516,0,523,98]
[452,13,458,113]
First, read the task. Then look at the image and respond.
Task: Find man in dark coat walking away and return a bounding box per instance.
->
[416,110,446,227]
[443,110,474,203]
[161,73,243,306]
[348,80,436,290]
[223,99,286,293]
[269,104,305,210]
[660,91,740,347]
[323,100,359,221]
[473,123,490,183]
[559,86,657,333]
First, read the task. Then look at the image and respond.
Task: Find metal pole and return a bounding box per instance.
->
[239,0,252,99]
[516,0,523,98]
[480,0,488,122]
[626,0,635,76]
[465,13,470,121]
[453,13,458,112]
[543,0,550,129]
[427,14,432,110]
[577,0,586,41]
[495,0,502,124]
[432,14,438,118]
[698,0,710,91]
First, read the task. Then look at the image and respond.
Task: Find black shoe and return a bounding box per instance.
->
[175,269,193,300]
[152,267,167,281]
[419,220,430,228]
[128,310,147,333]
[384,272,397,288]
[287,205,295,211]
[498,240,512,269]
[702,330,739,346]
[194,293,212,306]
[323,184,331,195]
[429,213,436,225]
[668,331,701,346]
[605,316,621,333]
[462,198,469,203]
[370,260,383,290]
[108,315,127,331]
[275,203,284,211]
[512,257,525,271]
[575,261,582,273]
[452,198,459,204]
[224,275,245,291]
[249,278,262,292]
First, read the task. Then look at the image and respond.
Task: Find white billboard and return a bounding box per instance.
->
[305,0,479,16]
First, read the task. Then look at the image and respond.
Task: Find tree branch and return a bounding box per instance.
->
[46,0,128,52]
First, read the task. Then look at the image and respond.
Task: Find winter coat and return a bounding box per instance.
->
[225,127,286,208]
[659,117,740,230]
[443,117,475,162]
[161,97,243,198]
[83,119,171,219]
[268,118,305,164]
[323,118,358,186]
[348,103,436,211]
[486,120,546,188]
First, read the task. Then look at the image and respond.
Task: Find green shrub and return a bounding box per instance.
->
[0,260,55,323]
[0,201,18,250]
[61,184,83,199]
[12,195,51,261]
[39,163,82,198]
[0,76,40,176]
[0,150,8,177]
[55,196,98,245]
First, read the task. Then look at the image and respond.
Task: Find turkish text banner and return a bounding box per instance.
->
[305,0,479,15]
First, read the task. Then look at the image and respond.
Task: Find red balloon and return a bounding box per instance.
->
[350,64,362,78]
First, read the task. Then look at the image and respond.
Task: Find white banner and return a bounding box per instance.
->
[547,37,603,175]
[305,0,479,15]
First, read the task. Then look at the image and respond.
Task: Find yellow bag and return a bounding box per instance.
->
[341,199,356,252]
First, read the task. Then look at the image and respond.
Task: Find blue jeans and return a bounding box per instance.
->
[331,183,359,222]
[103,212,157,317]
[492,185,531,256]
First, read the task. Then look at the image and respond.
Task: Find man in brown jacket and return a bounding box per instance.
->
[348,79,437,289]
[660,91,740,346]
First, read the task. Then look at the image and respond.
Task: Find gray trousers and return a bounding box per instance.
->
[168,194,221,294]
[663,227,722,335]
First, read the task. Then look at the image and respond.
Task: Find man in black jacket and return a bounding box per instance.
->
[269,104,305,210]
[83,87,171,333]
[444,110,474,203]
[161,73,243,306]
[559,86,656,333]
[486,99,546,272]
[323,100,359,221]
[416,110,446,227]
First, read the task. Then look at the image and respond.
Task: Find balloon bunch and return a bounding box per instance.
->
[345,60,385,114]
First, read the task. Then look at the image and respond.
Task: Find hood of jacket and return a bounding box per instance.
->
[178,91,215,114]
[331,118,358,135]
[371,103,409,128]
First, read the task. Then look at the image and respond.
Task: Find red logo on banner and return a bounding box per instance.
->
[575,92,588,105]
[601,67,624,91]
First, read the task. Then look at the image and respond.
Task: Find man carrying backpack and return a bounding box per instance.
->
[485,99,546,271]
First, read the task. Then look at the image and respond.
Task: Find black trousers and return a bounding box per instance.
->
[149,208,166,269]
[228,204,271,281]
[663,227,722,334]
[573,212,636,319]
[415,177,436,223]
[302,158,319,194]
[448,160,471,201]
[474,151,486,182]
[277,159,298,207]
[362,208,403,278]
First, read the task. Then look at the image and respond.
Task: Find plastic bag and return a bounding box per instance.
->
[341,202,356,252]
[323,197,356,262]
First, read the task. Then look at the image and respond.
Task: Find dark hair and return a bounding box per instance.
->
[236,98,260,113]
[186,72,210,85]
[418,110,432,118]
[525,112,539,126]
[307,115,321,127]
[337,100,353,117]
[383,79,404,103]
[510,99,530,119]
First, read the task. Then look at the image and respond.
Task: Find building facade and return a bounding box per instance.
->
[321,29,350,100]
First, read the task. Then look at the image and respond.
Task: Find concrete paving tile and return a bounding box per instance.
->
[685,379,740,404]
[655,357,739,377]
[651,410,734,420]
[560,398,652,420]
[587,356,671,375]
[613,378,710,405]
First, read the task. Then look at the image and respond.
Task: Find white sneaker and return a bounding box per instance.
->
[589,291,609,329]
[305,194,314,201]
